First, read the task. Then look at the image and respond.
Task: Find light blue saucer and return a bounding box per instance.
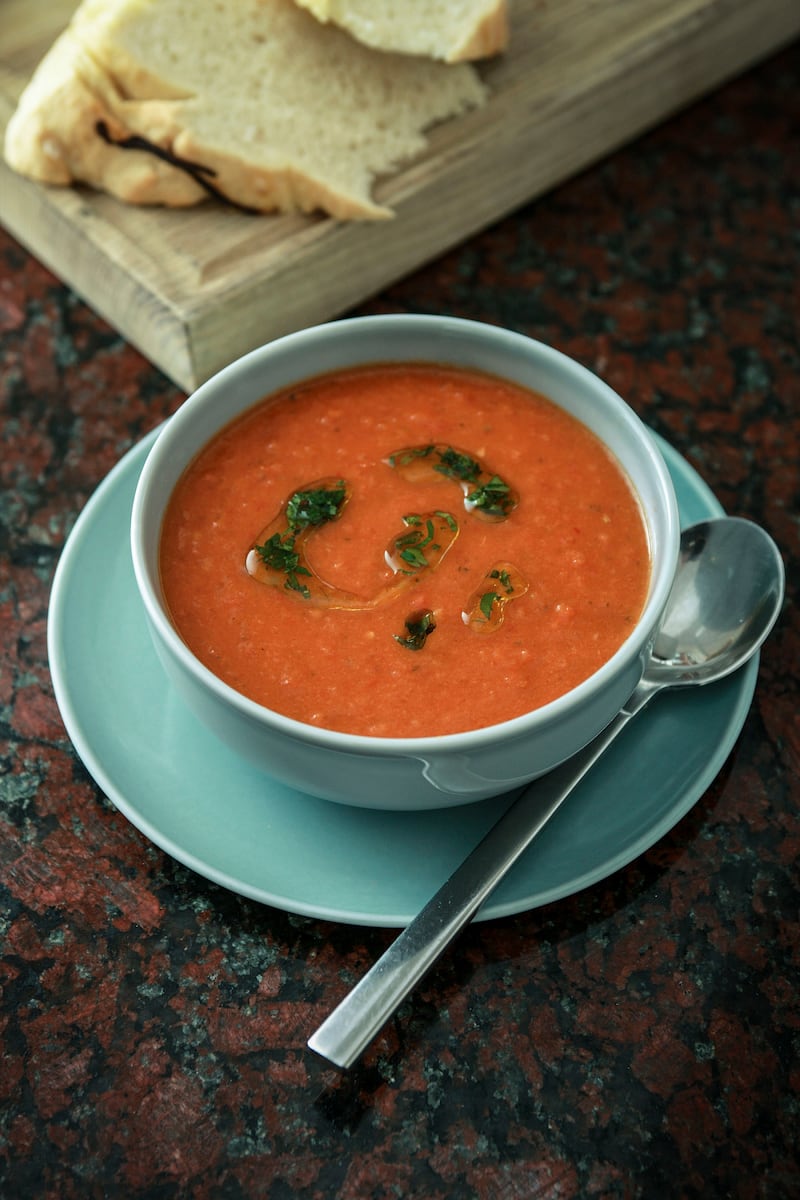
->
[47,430,757,926]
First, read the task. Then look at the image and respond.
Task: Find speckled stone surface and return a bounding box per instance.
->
[1,41,799,1200]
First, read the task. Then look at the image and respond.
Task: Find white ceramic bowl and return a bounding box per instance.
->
[131,315,680,810]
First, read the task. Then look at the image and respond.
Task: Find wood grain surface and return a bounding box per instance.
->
[1,0,798,392]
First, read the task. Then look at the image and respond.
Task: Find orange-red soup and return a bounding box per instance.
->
[160,364,650,737]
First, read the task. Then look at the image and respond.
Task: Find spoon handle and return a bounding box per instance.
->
[307,684,656,1069]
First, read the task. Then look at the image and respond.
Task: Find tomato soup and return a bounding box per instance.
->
[159,364,650,737]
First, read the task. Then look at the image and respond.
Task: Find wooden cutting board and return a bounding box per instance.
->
[1,0,798,393]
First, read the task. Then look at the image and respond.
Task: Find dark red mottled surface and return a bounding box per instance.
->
[1,42,798,1199]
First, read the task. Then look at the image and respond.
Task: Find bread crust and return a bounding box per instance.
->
[4,0,488,220]
[295,0,509,61]
[451,4,510,62]
[5,31,208,208]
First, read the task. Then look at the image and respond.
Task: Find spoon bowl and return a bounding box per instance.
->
[648,517,785,685]
[309,515,785,1067]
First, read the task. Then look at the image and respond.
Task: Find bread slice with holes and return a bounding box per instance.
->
[4,0,489,219]
[294,0,509,62]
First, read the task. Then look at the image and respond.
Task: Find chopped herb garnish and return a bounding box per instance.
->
[248,476,352,603]
[477,568,518,618]
[397,516,438,550]
[286,481,347,529]
[489,567,515,593]
[254,532,312,597]
[436,510,459,532]
[435,447,481,483]
[394,609,436,651]
[463,562,529,632]
[466,474,514,518]
[479,591,501,620]
[386,511,459,576]
[399,543,430,571]
[386,443,518,521]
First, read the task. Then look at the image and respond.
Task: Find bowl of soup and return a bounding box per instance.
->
[131,315,679,810]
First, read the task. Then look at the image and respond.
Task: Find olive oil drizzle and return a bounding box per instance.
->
[385,511,459,576]
[462,563,529,633]
[245,451,528,647]
[386,443,519,521]
[246,478,364,608]
[246,485,459,611]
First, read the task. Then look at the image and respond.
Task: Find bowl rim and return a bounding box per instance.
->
[130,313,681,754]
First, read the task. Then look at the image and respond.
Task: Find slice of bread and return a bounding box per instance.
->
[4,0,488,219]
[294,0,509,62]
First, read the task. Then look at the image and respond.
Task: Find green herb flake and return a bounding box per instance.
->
[286,481,347,529]
[466,474,514,516]
[479,591,500,620]
[463,561,529,632]
[489,567,515,593]
[387,511,459,577]
[254,533,312,597]
[399,545,430,571]
[394,608,436,651]
[435,447,481,483]
[387,443,518,521]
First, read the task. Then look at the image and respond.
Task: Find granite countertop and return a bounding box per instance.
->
[1,41,798,1200]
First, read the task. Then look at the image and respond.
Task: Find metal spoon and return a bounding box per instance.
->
[308,517,785,1069]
